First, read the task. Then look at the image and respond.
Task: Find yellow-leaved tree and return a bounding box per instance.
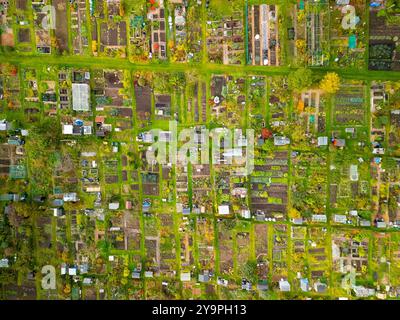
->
[320,72,340,94]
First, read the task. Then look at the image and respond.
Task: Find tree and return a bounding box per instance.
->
[169,72,186,91]
[97,240,112,258]
[295,39,306,56]
[222,218,236,230]
[135,71,153,87]
[288,207,300,219]
[320,72,340,94]
[63,283,71,294]
[0,213,12,253]
[121,0,144,14]
[33,118,62,148]
[171,43,187,62]
[288,68,313,93]
[209,0,236,18]
[11,202,39,220]
[241,260,258,283]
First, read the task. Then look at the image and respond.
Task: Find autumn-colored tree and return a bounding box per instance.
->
[171,43,187,62]
[135,71,153,86]
[319,72,340,94]
[64,284,71,294]
[288,207,300,219]
[295,39,306,55]
[12,202,38,219]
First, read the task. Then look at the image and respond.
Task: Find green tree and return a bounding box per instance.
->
[288,68,313,93]
[97,240,112,258]
[33,118,62,148]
